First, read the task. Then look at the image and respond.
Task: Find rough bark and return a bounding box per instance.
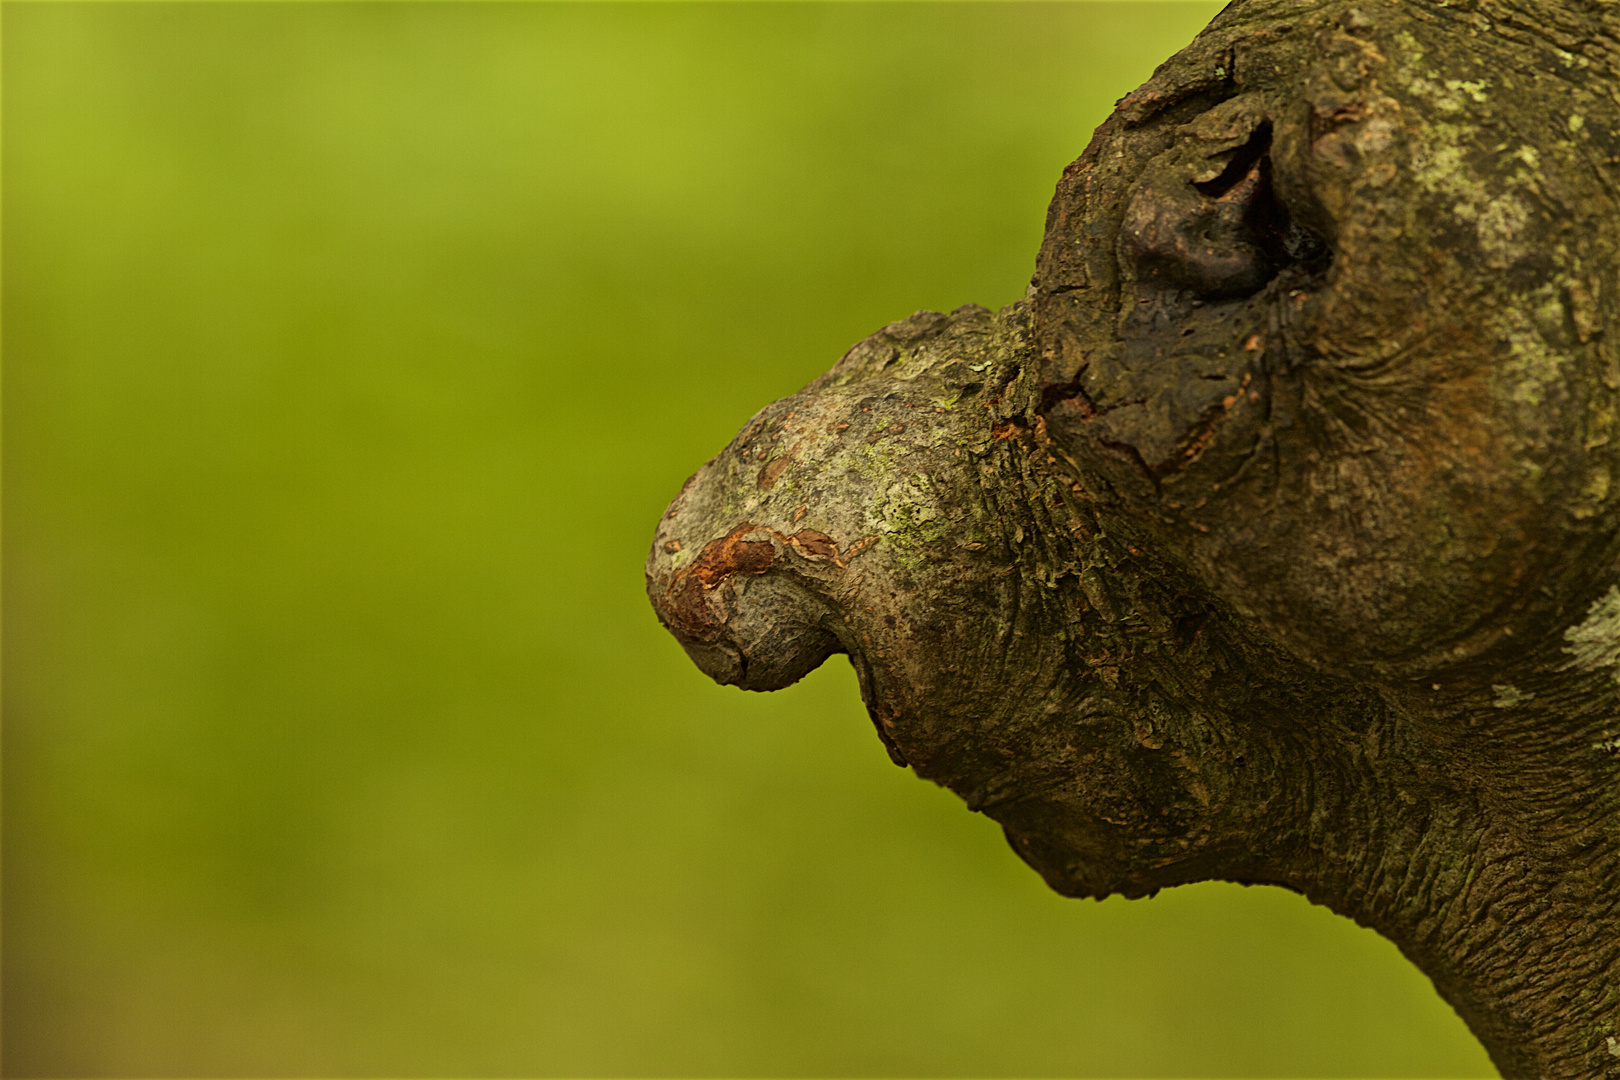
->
[646,2,1620,1074]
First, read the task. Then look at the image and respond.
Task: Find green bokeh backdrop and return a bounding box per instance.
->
[2,3,1495,1076]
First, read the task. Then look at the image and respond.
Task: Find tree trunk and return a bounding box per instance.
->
[646,2,1620,1074]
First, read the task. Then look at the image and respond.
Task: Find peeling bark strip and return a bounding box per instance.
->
[647,2,1620,1075]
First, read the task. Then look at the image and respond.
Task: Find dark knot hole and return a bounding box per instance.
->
[1128,122,1331,302]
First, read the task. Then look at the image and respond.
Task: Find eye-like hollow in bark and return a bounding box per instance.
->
[1123,123,1330,301]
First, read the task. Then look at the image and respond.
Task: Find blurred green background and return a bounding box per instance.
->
[1,2,1495,1077]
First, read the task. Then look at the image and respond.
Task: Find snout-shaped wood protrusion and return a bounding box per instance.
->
[649,524,846,691]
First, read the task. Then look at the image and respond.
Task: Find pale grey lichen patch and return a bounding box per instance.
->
[1408,76,1489,112]
[1500,301,1571,409]
[1468,194,1532,265]
[1563,585,1620,674]
[1392,28,1424,66]
[1402,73,1544,270]
[868,473,950,571]
[1574,462,1612,521]
[1491,683,1534,708]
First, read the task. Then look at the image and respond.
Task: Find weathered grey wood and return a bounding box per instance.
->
[647,2,1620,1073]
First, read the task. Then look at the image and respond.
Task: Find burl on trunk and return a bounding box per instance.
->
[645,1,1620,1074]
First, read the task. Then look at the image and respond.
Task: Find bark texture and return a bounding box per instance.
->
[647,2,1620,1074]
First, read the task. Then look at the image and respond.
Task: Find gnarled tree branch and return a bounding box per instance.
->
[648,2,1620,1073]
